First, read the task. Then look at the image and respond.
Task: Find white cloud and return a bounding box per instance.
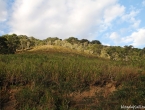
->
[9,0,125,40]
[132,20,141,29]
[128,28,145,47]
[0,0,7,22]
[115,28,145,48]
[109,32,121,45]
[103,4,125,23]
[121,10,140,29]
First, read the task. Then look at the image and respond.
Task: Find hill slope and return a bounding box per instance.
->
[1,46,145,110]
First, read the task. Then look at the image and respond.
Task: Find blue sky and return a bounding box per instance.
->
[0,0,145,48]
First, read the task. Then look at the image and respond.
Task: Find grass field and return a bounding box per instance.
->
[1,46,145,110]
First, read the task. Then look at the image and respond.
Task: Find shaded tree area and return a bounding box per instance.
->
[106,46,124,60]
[44,37,60,45]
[106,45,145,61]
[90,44,103,56]
[0,37,8,54]
[0,34,21,54]
[139,47,145,57]
[18,35,41,50]
[90,40,101,45]
[3,34,20,54]
[79,39,90,44]
[0,34,44,54]
[65,37,79,44]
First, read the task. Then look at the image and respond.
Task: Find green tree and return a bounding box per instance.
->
[0,37,8,54]
[106,47,117,60]
[79,39,90,44]
[90,44,103,56]
[90,40,101,45]
[18,35,28,50]
[29,36,38,47]
[139,47,145,57]
[124,45,133,54]
[44,37,60,45]
[65,37,79,44]
[123,45,134,61]
[3,34,20,54]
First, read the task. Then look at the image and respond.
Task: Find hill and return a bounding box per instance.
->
[1,45,145,110]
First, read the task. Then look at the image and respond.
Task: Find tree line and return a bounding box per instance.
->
[0,34,145,61]
[0,34,101,54]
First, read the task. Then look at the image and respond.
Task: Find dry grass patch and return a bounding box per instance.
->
[28,45,97,57]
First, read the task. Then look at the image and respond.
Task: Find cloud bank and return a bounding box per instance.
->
[9,0,125,40]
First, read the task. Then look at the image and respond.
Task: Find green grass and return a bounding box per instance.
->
[1,49,145,110]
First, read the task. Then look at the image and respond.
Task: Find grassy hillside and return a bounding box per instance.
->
[1,45,145,110]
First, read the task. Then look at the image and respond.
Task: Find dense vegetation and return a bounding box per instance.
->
[1,34,145,109]
[1,34,145,61]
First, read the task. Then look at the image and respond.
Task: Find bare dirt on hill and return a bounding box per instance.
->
[2,89,18,110]
[69,81,116,109]
[2,80,116,110]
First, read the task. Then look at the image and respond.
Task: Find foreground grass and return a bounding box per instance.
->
[1,48,145,110]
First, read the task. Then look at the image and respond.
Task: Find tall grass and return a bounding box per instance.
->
[1,51,145,109]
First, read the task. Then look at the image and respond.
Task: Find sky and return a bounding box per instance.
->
[0,0,145,48]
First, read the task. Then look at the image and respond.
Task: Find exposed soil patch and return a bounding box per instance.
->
[69,81,116,109]
[2,88,19,110]
[2,81,116,110]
